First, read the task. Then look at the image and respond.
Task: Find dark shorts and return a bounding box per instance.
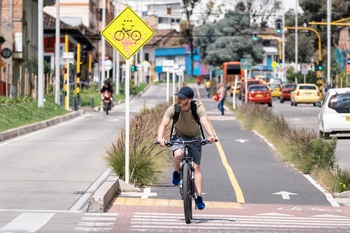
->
[171,135,202,165]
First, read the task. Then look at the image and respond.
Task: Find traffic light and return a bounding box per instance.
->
[131,65,137,72]
[275,19,282,35]
[252,32,258,41]
[279,59,282,66]
[317,61,323,71]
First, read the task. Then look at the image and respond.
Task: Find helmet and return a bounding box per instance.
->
[104,79,110,85]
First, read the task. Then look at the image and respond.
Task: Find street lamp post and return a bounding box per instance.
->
[295,0,298,84]
[327,0,332,86]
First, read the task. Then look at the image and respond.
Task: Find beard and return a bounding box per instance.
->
[179,99,190,111]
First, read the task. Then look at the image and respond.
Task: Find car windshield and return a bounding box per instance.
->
[328,93,350,113]
[284,84,296,89]
[250,86,268,91]
[247,82,260,87]
[269,84,280,88]
[299,85,317,90]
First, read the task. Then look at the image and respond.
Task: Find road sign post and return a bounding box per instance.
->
[241,59,252,103]
[301,63,308,83]
[101,7,155,184]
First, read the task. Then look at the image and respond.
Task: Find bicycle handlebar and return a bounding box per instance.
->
[154,138,218,147]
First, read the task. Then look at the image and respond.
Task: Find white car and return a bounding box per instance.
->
[318,88,350,138]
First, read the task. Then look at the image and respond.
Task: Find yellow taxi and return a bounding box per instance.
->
[290,83,321,106]
[255,75,267,84]
[230,81,241,97]
[268,83,282,98]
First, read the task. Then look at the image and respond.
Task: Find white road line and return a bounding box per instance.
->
[0,212,55,232]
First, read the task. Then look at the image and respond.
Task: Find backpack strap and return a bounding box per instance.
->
[170,101,205,139]
[191,101,206,139]
[170,103,181,138]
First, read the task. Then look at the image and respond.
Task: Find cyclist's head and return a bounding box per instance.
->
[175,86,194,99]
[103,78,110,85]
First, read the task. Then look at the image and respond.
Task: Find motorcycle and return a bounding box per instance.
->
[102,91,112,115]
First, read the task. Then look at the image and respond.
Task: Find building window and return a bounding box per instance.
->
[158,17,169,24]
[175,56,185,65]
[194,61,199,69]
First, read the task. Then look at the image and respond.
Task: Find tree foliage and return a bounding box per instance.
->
[180,0,201,77]
[194,7,265,66]
[284,0,350,77]
[284,32,315,63]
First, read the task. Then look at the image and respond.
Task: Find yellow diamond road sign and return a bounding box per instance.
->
[101,7,155,60]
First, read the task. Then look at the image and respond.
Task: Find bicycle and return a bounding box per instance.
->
[156,138,216,224]
[114,24,141,41]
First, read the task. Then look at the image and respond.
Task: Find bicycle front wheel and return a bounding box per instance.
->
[114,30,124,41]
[182,163,192,224]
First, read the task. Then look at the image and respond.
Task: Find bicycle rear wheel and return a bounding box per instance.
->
[182,163,192,224]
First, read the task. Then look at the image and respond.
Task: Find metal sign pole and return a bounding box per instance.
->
[125,59,130,184]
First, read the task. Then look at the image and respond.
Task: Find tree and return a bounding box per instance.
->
[284,32,315,63]
[288,0,350,80]
[196,0,226,24]
[180,0,201,77]
[240,0,283,28]
[194,8,265,67]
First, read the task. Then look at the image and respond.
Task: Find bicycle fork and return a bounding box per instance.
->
[179,159,195,200]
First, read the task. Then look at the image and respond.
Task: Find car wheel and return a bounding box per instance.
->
[280,98,284,103]
[268,102,272,107]
[291,100,294,106]
[294,102,298,106]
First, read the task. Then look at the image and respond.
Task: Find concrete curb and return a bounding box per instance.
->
[87,174,141,213]
[0,110,84,142]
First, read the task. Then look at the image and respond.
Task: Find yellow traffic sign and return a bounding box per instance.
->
[101,7,155,60]
[271,61,278,71]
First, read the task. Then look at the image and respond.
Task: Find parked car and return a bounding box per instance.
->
[246,84,272,107]
[230,81,241,97]
[268,83,282,98]
[280,84,297,103]
[290,83,321,106]
[318,88,350,139]
[239,79,263,100]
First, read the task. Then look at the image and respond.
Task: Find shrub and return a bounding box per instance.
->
[105,102,173,186]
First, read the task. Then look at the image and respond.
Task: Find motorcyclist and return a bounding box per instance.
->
[100,78,114,111]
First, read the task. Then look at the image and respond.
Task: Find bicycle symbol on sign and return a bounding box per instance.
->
[114,24,141,41]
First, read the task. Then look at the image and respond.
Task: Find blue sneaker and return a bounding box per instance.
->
[172,171,180,185]
[195,196,205,210]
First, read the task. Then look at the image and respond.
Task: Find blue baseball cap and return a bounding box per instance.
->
[175,86,194,99]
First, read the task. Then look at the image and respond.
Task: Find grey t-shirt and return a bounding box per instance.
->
[164,101,207,138]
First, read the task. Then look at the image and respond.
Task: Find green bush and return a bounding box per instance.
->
[105,102,173,186]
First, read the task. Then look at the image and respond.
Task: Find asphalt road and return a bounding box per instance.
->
[0,83,349,232]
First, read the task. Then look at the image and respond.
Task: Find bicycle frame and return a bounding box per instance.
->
[163,138,211,224]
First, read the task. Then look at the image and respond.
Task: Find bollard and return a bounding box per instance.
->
[90,98,94,109]
[77,94,81,108]
[72,97,78,111]
[60,94,64,107]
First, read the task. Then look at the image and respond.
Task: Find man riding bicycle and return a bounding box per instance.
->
[157,86,217,210]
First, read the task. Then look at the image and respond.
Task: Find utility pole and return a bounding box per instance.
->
[55,0,60,105]
[327,0,332,86]
[295,0,298,84]
[282,0,286,83]
[38,0,44,107]
[101,0,106,89]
